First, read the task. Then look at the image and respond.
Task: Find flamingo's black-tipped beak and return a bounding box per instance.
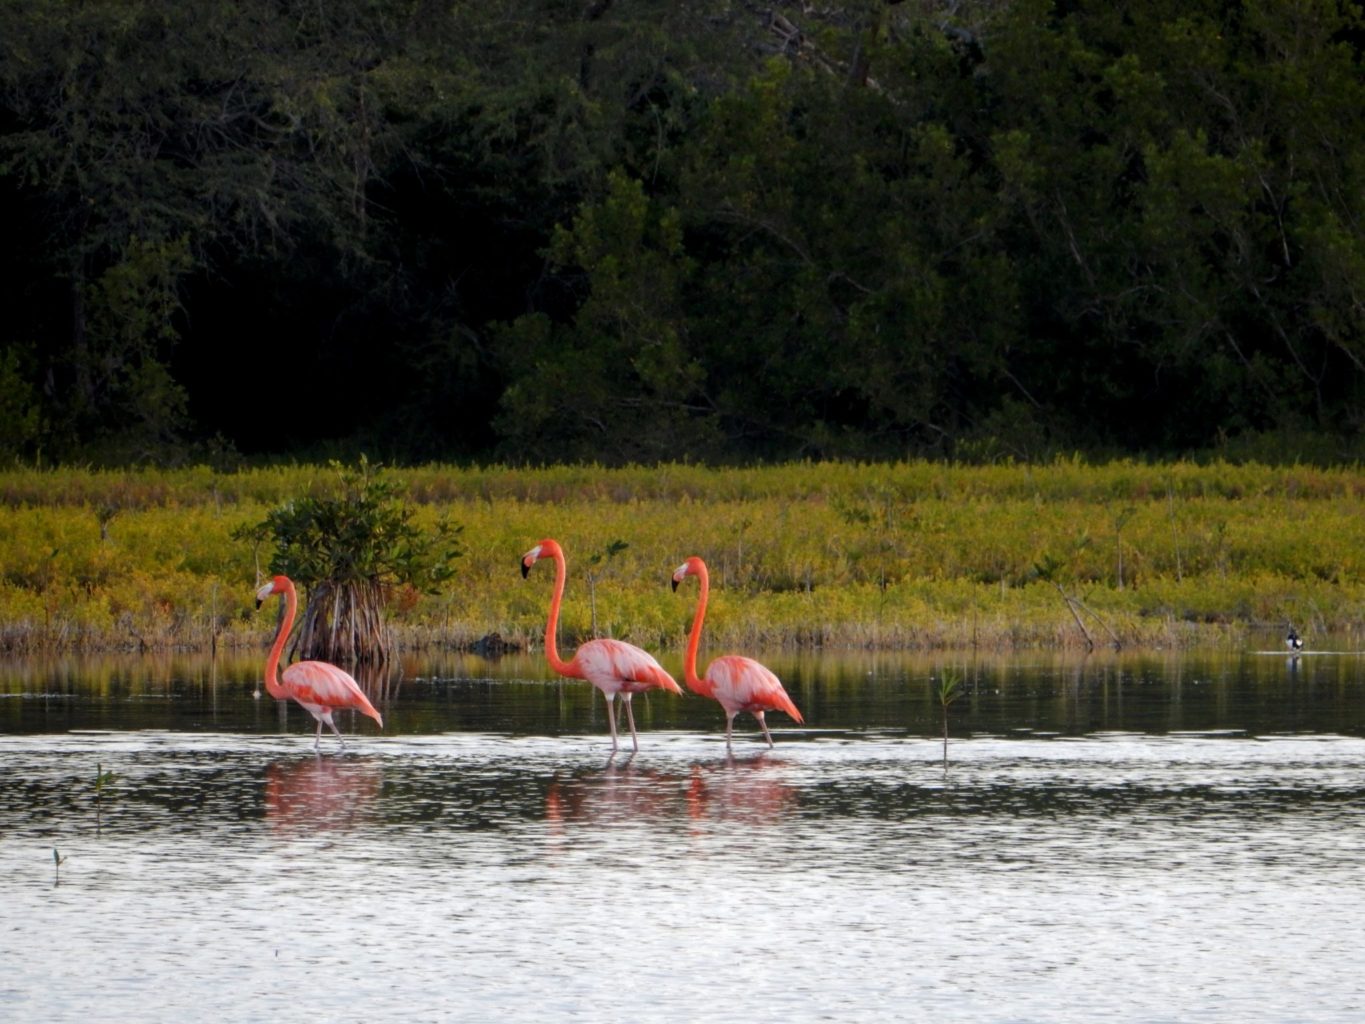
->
[254,598,263,611]
[521,560,531,579]
[671,579,679,592]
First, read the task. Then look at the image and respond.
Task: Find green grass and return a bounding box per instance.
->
[1,458,1363,654]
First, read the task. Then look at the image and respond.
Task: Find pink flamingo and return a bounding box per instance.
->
[672,556,803,748]
[521,539,682,752]
[255,575,384,750]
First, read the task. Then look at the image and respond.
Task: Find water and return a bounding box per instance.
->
[3,647,1364,1022]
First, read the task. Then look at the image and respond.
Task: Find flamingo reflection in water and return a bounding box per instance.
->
[255,575,384,750]
[545,755,689,831]
[685,754,797,827]
[264,756,384,834]
[543,753,796,836]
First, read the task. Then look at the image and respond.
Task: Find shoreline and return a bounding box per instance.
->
[0,617,1320,659]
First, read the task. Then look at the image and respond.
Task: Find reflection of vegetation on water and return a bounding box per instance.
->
[94,761,117,831]
[3,647,1364,740]
[752,648,1365,740]
[0,461,1363,655]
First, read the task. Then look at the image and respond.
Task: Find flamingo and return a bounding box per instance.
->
[255,575,384,750]
[521,539,682,752]
[672,555,803,749]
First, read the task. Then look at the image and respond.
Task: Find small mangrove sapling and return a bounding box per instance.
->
[937,670,962,768]
[584,539,629,638]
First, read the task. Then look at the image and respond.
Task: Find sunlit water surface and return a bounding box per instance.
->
[3,647,1364,1022]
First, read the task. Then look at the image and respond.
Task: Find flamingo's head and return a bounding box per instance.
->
[671,556,706,592]
[521,538,561,578]
[254,575,291,609]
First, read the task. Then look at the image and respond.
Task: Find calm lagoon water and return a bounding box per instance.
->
[2,644,1364,1023]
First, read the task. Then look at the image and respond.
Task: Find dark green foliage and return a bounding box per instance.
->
[494,172,715,461]
[1,0,1362,466]
[252,460,462,595]
[0,346,42,460]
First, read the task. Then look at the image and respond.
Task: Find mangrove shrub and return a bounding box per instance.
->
[235,458,463,663]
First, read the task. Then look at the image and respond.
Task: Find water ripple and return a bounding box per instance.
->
[4,731,1364,1021]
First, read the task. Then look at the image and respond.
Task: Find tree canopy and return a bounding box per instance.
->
[2,0,1362,465]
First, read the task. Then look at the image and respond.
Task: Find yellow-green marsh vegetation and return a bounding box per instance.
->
[1,459,1362,654]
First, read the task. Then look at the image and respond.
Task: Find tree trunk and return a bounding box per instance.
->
[296,580,392,664]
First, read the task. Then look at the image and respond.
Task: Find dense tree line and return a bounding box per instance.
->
[2,0,1362,466]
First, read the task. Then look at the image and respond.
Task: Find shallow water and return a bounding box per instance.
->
[5,645,1365,738]
[2,647,1364,1022]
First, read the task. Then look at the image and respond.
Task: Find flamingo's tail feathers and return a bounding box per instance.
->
[778,690,804,724]
[354,692,384,728]
[651,666,684,695]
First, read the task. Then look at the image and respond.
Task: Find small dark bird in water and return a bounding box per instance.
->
[1286,627,1304,652]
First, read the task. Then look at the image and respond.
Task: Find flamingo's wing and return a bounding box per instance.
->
[707,655,803,723]
[281,661,384,727]
[578,639,683,694]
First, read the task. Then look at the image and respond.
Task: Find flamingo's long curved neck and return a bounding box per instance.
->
[263,582,294,700]
[683,562,713,696]
[543,548,577,678]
